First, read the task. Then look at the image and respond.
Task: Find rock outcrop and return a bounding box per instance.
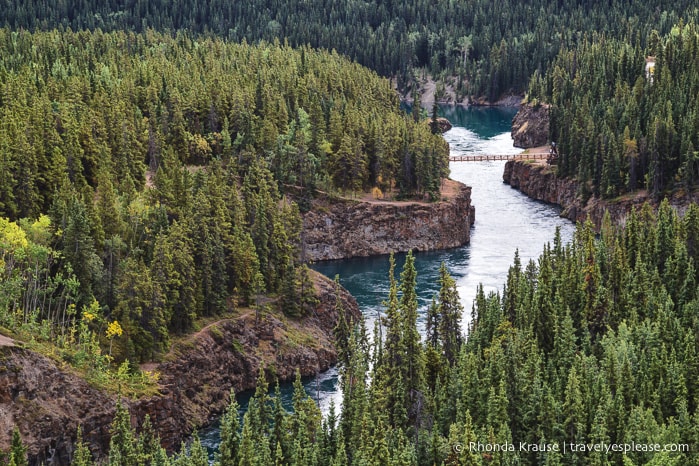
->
[302,180,475,261]
[0,345,116,465]
[503,160,695,227]
[511,103,550,149]
[0,272,359,465]
[429,117,452,133]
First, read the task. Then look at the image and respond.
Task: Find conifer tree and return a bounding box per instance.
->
[187,433,209,466]
[137,415,161,465]
[430,102,441,135]
[71,427,93,466]
[437,262,463,365]
[216,390,241,466]
[108,401,138,466]
[8,428,27,466]
[400,251,424,397]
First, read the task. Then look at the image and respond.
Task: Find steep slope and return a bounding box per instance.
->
[302,180,474,261]
[0,272,359,465]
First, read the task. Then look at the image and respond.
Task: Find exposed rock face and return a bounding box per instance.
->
[503,160,693,227]
[429,117,452,133]
[0,272,359,466]
[0,346,116,465]
[302,181,475,261]
[511,104,550,148]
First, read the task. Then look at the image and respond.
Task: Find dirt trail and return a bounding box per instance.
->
[189,308,256,340]
[0,334,16,347]
[139,308,258,372]
[521,145,553,166]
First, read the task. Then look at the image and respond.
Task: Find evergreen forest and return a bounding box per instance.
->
[59,205,699,465]
[4,0,699,464]
[2,0,699,100]
[529,21,699,199]
[0,29,448,369]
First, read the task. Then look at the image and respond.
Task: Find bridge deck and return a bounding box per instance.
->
[449,153,549,162]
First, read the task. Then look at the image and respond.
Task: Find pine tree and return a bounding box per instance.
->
[383,253,402,374]
[237,417,258,466]
[151,220,199,334]
[187,433,209,466]
[216,390,241,466]
[280,263,301,317]
[8,428,27,466]
[398,250,426,442]
[333,276,353,370]
[298,264,319,316]
[562,367,586,465]
[51,192,104,308]
[71,427,94,466]
[437,262,463,365]
[400,251,424,395]
[424,301,444,393]
[109,400,138,466]
[274,442,285,466]
[270,384,291,462]
[137,415,161,465]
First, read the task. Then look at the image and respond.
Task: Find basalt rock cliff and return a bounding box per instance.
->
[511,103,549,149]
[503,160,695,227]
[0,271,359,465]
[429,117,452,133]
[302,180,475,261]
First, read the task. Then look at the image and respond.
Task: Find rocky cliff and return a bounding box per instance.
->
[511,103,550,149]
[429,117,452,133]
[503,160,694,227]
[0,271,359,465]
[302,180,475,261]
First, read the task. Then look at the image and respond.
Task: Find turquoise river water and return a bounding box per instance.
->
[199,105,576,458]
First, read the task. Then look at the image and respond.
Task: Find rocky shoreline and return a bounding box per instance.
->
[302,179,475,261]
[503,160,696,227]
[0,271,359,465]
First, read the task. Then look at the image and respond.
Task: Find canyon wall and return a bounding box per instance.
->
[0,272,359,465]
[511,103,549,149]
[503,160,694,227]
[303,180,475,261]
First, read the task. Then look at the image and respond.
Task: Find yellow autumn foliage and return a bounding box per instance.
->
[0,217,29,251]
[106,320,123,339]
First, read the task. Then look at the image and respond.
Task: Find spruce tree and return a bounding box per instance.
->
[8,428,27,466]
[108,400,138,466]
[71,427,93,466]
[400,251,424,397]
[187,433,209,466]
[137,415,161,465]
[215,390,241,466]
[437,262,463,365]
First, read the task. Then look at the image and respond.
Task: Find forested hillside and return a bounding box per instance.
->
[0,29,447,366]
[2,0,698,100]
[84,204,699,465]
[529,22,699,199]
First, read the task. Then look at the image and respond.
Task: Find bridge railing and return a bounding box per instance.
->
[449,153,549,162]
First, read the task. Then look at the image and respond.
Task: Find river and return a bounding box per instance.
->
[199,105,576,458]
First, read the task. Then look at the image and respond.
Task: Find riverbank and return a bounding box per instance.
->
[503,159,698,227]
[0,271,359,465]
[302,179,475,261]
